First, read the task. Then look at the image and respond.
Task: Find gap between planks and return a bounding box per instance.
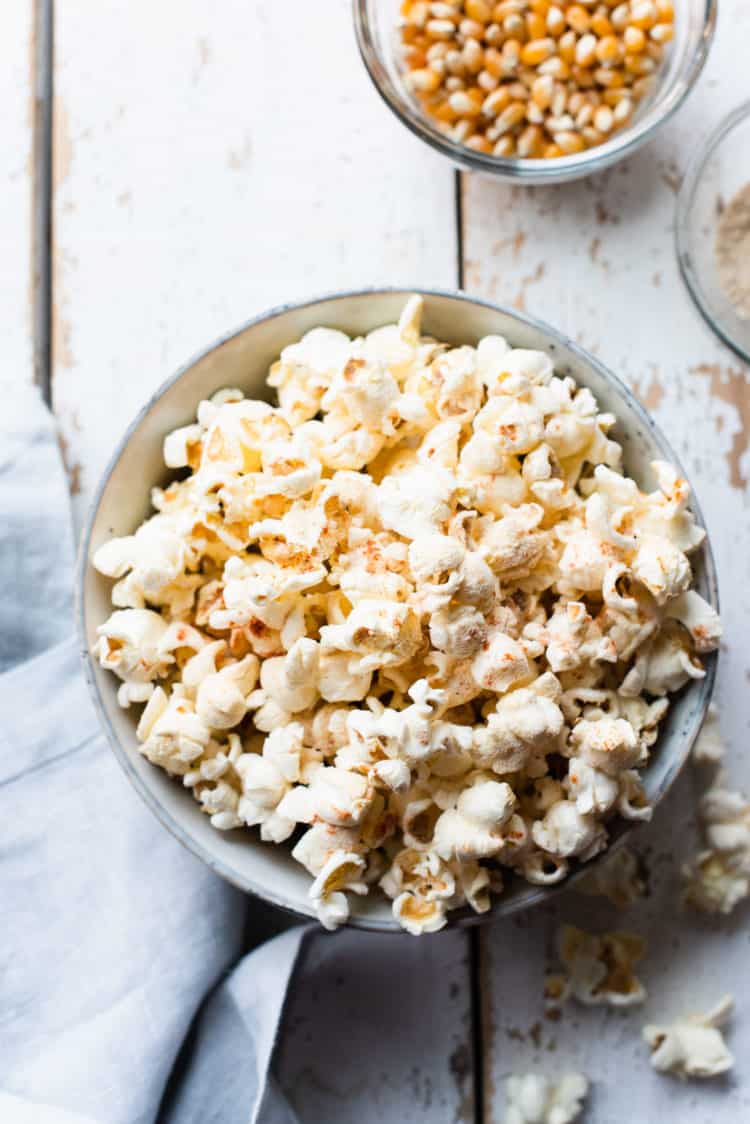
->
[31,0,53,403]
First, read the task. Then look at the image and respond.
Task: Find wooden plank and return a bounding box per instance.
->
[52,3,473,1120]
[461,5,750,1118]
[52,0,457,527]
[1,1,36,391]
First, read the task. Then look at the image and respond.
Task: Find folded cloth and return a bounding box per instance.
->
[0,385,309,1124]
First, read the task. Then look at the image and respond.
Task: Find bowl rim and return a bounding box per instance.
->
[675,98,750,365]
[352,0,718,181]
[78,285,719,932]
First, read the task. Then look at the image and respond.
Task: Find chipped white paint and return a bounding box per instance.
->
[463,4,750,1118]
[2,1,34,391]
[52,0,456,523]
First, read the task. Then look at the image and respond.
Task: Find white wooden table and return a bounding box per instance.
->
[8,2,750,1119]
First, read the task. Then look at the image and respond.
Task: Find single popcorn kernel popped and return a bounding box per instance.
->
[398,0,674,159]
[93,294,719,934]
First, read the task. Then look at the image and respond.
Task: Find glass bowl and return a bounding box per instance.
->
[353,0,717,185]
[676,100,750,364]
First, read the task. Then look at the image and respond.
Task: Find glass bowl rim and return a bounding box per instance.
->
[675,98,750,365]
[352,0,718,181]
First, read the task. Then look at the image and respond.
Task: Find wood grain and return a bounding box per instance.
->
[460,4,750,1117]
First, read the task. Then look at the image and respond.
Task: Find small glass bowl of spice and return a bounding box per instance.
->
[354,0,717,184]
[676,101,750,364]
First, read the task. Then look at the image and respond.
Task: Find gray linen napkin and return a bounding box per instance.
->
[0,383,309,1124]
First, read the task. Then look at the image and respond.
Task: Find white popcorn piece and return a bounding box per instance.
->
[91,297,719,934]
[643,996,734,1079]
[691,704,724,765]
[683,773,750,915]
[575,845,645,908]
[504,1072,588,1124]
[557,924,646,1007]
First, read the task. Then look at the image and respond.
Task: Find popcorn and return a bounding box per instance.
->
[504,1073,588,1124]
[683,773,750,915]
[691,705,724,766]
[557,924,646,1007]
[643,996,734,1079]
[575,845,645,907]
[92,296,718,933]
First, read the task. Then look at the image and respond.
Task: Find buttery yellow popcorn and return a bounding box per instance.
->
[93,295,720,933]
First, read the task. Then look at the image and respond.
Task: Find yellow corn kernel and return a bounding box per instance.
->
[484,21,504,44]
[567,89,586,114]
[493,135,516,156]
[631,74,656,98]
[425,18,457,39]
[503,12,526,36]
[492,0,525,19]
[581,125,603,146]
[495,100,528,133]
[463,38,485,72]
[477,68,500,90]
[537,55,571,78]
[465,133,494,152]
[655,0,674,18]
[403,1,430,26]
[529,0,553,12]
[466,0,493,20]
[575,102,594,127]
[629,0,657,28]
[555,129,585,153]
[595,34,621,62]
[602,86,630,104]
[593,104,614,131]
[532,72,555,108]
[575,33,597,66]
[433,98,459,122]
[590,12,613,36]
[502,37,523,63]
[517,123,544,155]
[546,4,566,35]
[570,63,595,86]
[483,47,505,77]
[543,142,563,158]
[624,52,655,74]
[526,100,545,122]
[566,4,591,33]
[558,29,577,61]
[650,22,673,43]
[613,95,633,123]
[482,85,512,115]
[610,3,629,30]
[408,66,443,92]
[507,79,530,99]
[460,17,487,38]
[521,37,557,64]
[623,25,646,51]
[526,11,548,38]
[449,86,485,115]
[593,65,624,86]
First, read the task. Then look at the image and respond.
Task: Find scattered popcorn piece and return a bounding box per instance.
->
[504,1072,588,1124]
[575,845,645,908]
[691,704,724,765]
[557,924,646,1007]
[643,996,734,1079]
[92,296,718,933]
[683,772,750,915]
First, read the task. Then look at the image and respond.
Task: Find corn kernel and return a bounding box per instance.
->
[543,142,563,157]
[629,0,657,28]
[547,5,566,36]
[483,47,505,77]
[460,17,486,38]
[624,52,655,74]
[650,22,673,43]
[594,65,624,86]
[556,129,586,153]
[408,66,443,92]
[449,89,483,114]
[537,55,571,78]
[624,25,646,51]
[610,3,629,31]
[495,100,528,133]
[425,18,457,38]
[482,86,512,115]
[527,11,548,38]
[493,136,516,156]
[566,4,591,33]
[575,33,598,66]
[532,73,555,107]
[466,0,493,20]
[463,38,485,73]
[593,104,614,131]
[477,68,500,90]
[465,133,494,152]
[596,34,621,62]
[590,12,613,36]
[518,123,544,155]
[613,95,633,122]
[521,37,557,64]
[558,29,577,61]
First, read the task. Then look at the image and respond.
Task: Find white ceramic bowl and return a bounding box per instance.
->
[79,289,718,931]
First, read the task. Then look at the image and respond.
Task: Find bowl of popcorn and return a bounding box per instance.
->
[80,289,719,933]
[353,0,716,182]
